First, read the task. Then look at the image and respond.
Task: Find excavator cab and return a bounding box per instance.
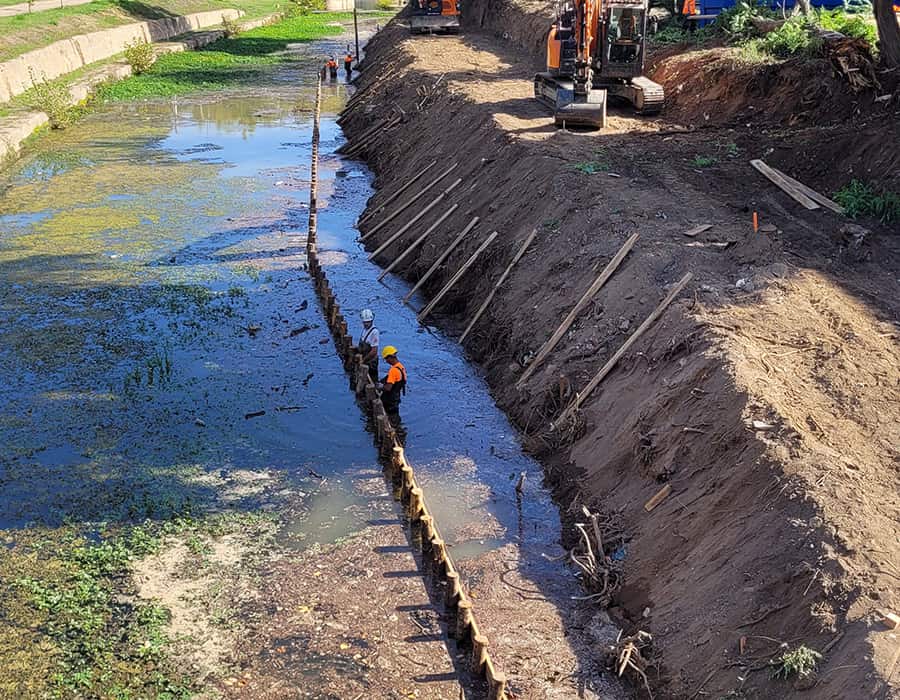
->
[409,0,460,34]
[602,5,646,76]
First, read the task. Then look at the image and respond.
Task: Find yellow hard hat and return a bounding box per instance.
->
[381,345,398,359]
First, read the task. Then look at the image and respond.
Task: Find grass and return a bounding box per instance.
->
[0,0,288,62]
[99,11,363,100]
[834,179,900,223]
[772,644,822,679]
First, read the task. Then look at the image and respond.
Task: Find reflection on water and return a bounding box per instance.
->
[0,43,566,573]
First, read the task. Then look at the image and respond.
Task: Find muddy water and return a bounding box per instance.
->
[0,32,618,697]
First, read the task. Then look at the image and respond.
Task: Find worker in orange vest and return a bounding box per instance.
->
[344,52,353,80]
[327,57,338,81]
[379,345,407,441]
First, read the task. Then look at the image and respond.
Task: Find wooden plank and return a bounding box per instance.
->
[377,203,459,282]
[360,161,459,241]
[750,159,819,210]
[341,115,401,157]
[768,164,845,214]
[402,217,479,305]
[516,233,639,388]
[358,159,437,226]
[368,178,462,261]
[417,231,499,323]
[552,272,694,430]
[459,228,538,344]
[644,484,672,512]
[335,118,386,154]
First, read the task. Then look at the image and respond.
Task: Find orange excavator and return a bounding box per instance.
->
[409,0,460,34]
[534,0,663,128]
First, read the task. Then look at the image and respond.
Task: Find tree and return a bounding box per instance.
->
[874,0,900,67]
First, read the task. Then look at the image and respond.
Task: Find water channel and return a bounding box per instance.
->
[0,28,624,698]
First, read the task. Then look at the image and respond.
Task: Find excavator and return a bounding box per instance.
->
[408,0,460,34]
[534,0,664,128]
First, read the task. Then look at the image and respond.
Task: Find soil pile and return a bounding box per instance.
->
[340,7,899,700]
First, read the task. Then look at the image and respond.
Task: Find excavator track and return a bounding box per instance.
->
[605,76,665,115]
[630,76,665,114]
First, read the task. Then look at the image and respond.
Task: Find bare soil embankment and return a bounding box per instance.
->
[341,7,900,700]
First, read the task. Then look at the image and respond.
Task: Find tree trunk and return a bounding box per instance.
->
[874,0,900,67]
[791,0,811,16]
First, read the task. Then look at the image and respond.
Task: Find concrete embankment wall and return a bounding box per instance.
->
[0,13,281,164]
[0,8,243,103]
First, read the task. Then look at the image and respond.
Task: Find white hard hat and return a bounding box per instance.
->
[360,309,374,322]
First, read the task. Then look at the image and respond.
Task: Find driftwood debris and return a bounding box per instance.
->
[368,178,462,260]
[403,217,479,305]
[683,224,712,238]
[361,161,459,241]
[459,228,538,344]
[377,203,459,282]
[517,233,639,388]
[417,231,499,323]
[552,272,693,430]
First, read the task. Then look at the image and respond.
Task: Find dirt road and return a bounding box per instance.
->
[341,8,900,699]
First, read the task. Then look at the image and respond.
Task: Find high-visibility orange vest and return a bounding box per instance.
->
[683,0,697,14]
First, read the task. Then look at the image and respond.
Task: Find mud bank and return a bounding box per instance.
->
[340,9,900,700]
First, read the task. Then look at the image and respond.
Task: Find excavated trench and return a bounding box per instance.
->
[340,7,900,700]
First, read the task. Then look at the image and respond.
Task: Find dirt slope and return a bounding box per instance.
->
[341,8,900,699]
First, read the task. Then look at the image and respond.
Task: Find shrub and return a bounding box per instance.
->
[834,179,900,223]
[221,14,241,38]
[717,0,775,39]
[287,0,326,16]
[124,38,156,75]
[773,645,822,680]
[376,0,396,9]
[759,16,822,57]
[817,7,877,46]
[26,69,72,129]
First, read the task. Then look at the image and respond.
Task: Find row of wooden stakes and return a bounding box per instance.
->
[305,76,509,700]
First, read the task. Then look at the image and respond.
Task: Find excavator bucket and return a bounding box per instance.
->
[534,72,607,129]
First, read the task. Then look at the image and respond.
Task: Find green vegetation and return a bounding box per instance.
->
[288,0,326,13]
[651,2,878,60]
[573,160,610,174]
[8,524,189,698]
[3,512,271,697]
[99,12,359,100]
[0,0,287,62]
[834,179,900,223]
[124,38,156,75]
[25,69,74,128]
[772,644,822,679]
[691,154,718,168]
[756,16,822,58]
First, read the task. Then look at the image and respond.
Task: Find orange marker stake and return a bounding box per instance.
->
[753,211,759,233]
